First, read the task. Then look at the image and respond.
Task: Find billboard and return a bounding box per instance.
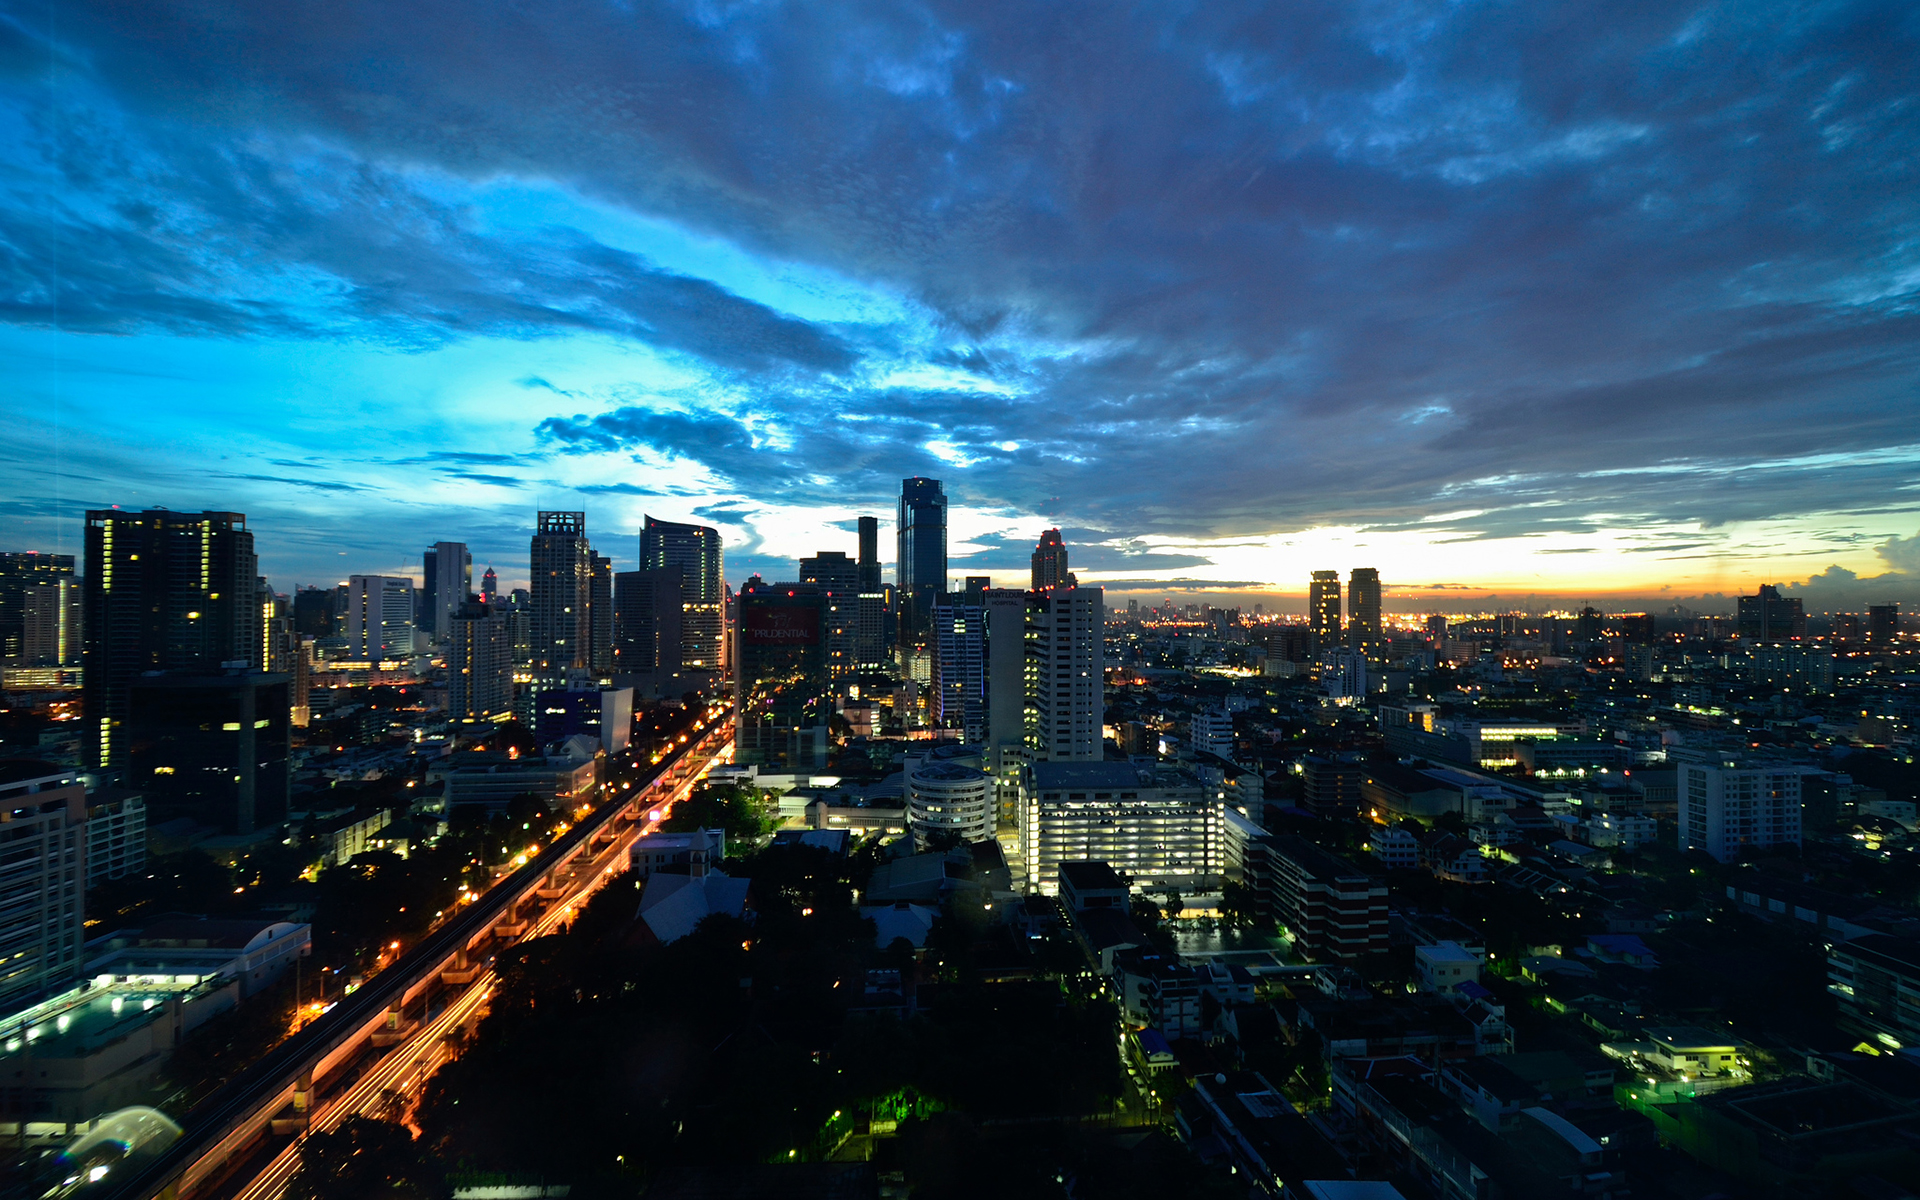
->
[741,601,822,645]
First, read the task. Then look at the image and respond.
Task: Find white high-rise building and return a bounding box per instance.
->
[424,540,473,643]
[345,575,416,660]
[1679,759,1812,863]
[1191,708,1234,761]
[1027,586,1103,762]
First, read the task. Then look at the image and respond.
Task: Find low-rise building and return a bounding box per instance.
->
[1269,836,1389,962]
[1019,761,1222,895]
[1829,934,1920,1047]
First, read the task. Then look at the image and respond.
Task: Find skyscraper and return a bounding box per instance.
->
[1027,586,1104,762]
[614,567,683,682]
[0,552,75,661]
[733,578,830,769]
[0,763,86,1010]
[856,515,882,593]
[931,601,986,741]
[1737,584,1806,641]
[589,551,614,674]
[1869,603,1900,645]
[83,509,259,770]
[20,578,81,667]
[1309,571,1342,650]
[1347,567,1381,646]
[800,550,860,682]
[1031,528,1075,591]
[128,669,291,833]
[480,565,499,601]
[346,575,416,660]
[448,596,513,723]
[531,511,591,677]
[640,515,725,673]
[422,541,473,642]
[897,477,946,635]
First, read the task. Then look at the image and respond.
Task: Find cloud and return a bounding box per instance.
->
[215,472,370,494]
[1879,528,1920,574]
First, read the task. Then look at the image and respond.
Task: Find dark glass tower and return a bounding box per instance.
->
[897,477,946,636]
[1308,570,1342,651]
[1031,528,1074,591]
[640,515,725,672]
[856,515,881,593]
[530,511,590,677]
[1348,567,1382,645]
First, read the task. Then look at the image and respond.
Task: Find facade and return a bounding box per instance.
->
[345,575,416,661]
[19,578,82,667]
[855,590,891,673]
[1031,528,1075,591]
[1026,585,1104,762]
[0,762,87,1011]
[530,511,591,678]
[86,788,147,887]
[83,510,259,770]
[1020,761,1221,895]
[733,579,830,770]
[905,760,994,849]
[126,671,292,833]
[613,567,684,688]
[1868,603,1900,645]
[421,540,472,642]
[1309,570,1343,649]
[1679,759,1809,862]
[589,551,614,675]
[0,552,75,662]
[931,601,986,741]
[1829,934,1920,1047]
[1191,708,1234,760]
[800,551,860,683]
[896,477,947,633]
[641,515,725,673]
[1348,567,1382,645]
[1268,835,1390,962]
[448,597,514,723]
[1737,583,1806,641]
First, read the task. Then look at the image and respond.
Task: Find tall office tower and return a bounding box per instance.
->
[1308,571,1342,650]
[613,567,683,679]
[983,589,1029,819]
[1679,759,1811,863]
[1869,603,1900,645]
[20,579,81,666]
[128,670,291,833]
[448,597,513,723]
[345,575,417,660]
[531,511,591,677]
[1026,586,1104,762]
[480,566,498,601]
[0,552,75,660]
[83,510,259,771]
[1616,613,1655,644]
[931,601,986,741]
[640,515,725,672]
[855,591,890,673]
[257,577,292,673]
[1031,528,1075,591]
[896,477,946,635]
[1425,614,1448,641]
[1347,567,1382,645]
[292,586,338,637]
[0,763,86,1009]
[421,541,473,642]
[733,578,830,769]
[291,634,313,727]
[589,552,614,674]
[507,588,532,666]
[856,515,882,593]
[800,550,860,682]
[1737,584,1806,641]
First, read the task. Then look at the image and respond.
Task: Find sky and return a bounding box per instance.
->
[3,0,1918,613]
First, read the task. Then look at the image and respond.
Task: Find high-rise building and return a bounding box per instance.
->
[1737,584,1806,641]
[800,551,860,682]
[83,510,259,770]
[1679,759,1811,863]
[897,477,946,635]
[931,601,986,741]
[0,552,75,661]
[257,577,292,674]
[480,566,499,602]
[589,551,614,675]
[0,762,86,1009]
[1616,613,1656,644]
[127,670,292,833]
[1347,567,1381,645]
[1191,708,1234,761]
[1031,529,1076,592]
[506,588,532,666]
[1309,570,1342,650]
[983,588,1029,820]
[641,516,725,673]
[613,567,683,689]
[531,511,591,677]
[1869,603,1900,645]
[345,575,416,660]
[855,590,891,673]
[1027,586,1104,762]
[20,579,81,666]
[1019,762,1220,895]
[292,585,338,637]
[448,597,513,724]
[733,578,830,769]
[421,541,473,642]
[856,515,882,593]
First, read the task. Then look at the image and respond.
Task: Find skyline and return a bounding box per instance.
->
[4,1,1919,605]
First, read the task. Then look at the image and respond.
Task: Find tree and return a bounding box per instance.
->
[287,1116,434,1200]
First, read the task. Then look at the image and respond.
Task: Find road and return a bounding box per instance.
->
[220,729,731,1200]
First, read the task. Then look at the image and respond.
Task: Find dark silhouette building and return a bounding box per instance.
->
[0,552,75,661]
[1309,570,1342,650]
[530,511,591,678]
[640,515,725,674]
[1347,567,1381,645]
[896,478,946,638]
[1738,584,1806,641]
[1031,528,1075,591]
[856,515,882,593]
[733,578,829,769]
[126,670,291,833]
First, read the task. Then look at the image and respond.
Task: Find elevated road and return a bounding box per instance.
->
[96,711,733,1200]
